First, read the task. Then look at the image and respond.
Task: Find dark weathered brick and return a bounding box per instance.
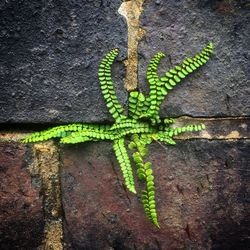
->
[61,140,250,249]
[0,0,127,123]
[138,0,250,117]
[0,142,44,250]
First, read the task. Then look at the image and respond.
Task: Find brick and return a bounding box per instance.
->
[138,0,250,117]
[0,0,127,123]
[0,143,44,250]
[61,140,250,249]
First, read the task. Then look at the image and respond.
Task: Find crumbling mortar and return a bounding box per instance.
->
[118,0,146,91]
[0,116,250,142]
[0,116,249,141]
[29,142,64,250]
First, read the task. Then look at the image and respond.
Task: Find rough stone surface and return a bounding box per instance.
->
[61,140,250,250]
[138,0,250,117]
[0,143,44,250]
[1,1,249,249]
[0,0,127,123]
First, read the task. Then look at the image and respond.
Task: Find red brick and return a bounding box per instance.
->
[61,141,249,249]
[0,143,44,250]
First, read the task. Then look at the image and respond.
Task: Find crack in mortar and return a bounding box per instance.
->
[118,0,146,91]
[173,116,249,140]
[0,117,249,141]
[29,142,64,250]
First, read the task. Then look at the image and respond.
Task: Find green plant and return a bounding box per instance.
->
[21,43,213,228]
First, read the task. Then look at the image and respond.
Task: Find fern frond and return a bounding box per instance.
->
[110,118,137,130]
[129,134,149,156]
[152,123,205,143]
[164,118,176,125]
[140,163,159,228]
[99,48,126,122]
[159,42,213,99]
[21,124,92,143]
[142,43,213,124]
[145,52,166,124]
[139,134,154,145]
[113,139,136,193]
[60,126,118,143]
[171,123,206,137]
[132,152,145,180]
[128,91,146,120]
[60,136,94,144]
[119,127,154,138]
[153,131,177,145]
[118,123,155,137]
[112,121,155,140]
[147,52,166,83]
[130,134,159,228]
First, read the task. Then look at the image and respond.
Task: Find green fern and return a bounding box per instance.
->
[145,52,166,124]
[128,91,146,120]
[21,42,213,228]
[99,48,126,122]
[146,43,213,124]
[114,138,136,194]
[130,135,159,227]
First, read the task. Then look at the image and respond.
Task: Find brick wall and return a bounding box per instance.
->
[0,1,249,249]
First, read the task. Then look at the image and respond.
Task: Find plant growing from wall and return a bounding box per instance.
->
[21,43,213,228]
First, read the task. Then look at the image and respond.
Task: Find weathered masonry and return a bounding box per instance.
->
[0,1,249,249]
